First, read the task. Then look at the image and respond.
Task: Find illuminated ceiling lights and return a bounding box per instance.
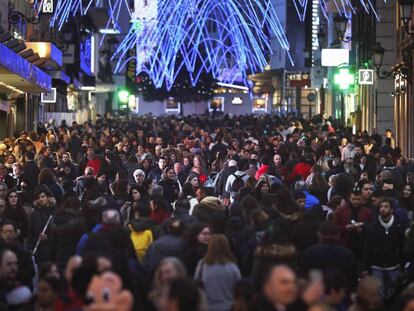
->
[113,0,291,90]
[0,81,25,94]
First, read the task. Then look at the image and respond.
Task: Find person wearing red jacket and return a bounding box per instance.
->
[333,189,373,260]
[289,156,313,184]
[149,194,170,225]
[255,154,272,180]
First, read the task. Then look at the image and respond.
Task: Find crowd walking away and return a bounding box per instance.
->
[0,113,414,310]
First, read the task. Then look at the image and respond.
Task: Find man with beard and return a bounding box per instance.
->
[333,189,373,262]
[0,220,34,289]
[363,198,406,300]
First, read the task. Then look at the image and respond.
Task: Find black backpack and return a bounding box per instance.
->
[230,174,245,198]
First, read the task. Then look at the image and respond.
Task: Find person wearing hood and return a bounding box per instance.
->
[28,187,56,264]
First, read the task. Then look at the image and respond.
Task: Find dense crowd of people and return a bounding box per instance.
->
[0,113,413,310]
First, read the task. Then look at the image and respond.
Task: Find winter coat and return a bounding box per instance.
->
[226,216,257,276]
[364,217,406,270]
[50,208,85,268]
[22,160,40,191]
[147,167,163,184]
[290,162,312,183]
[276,210,319,254]
[142,234,186,275]
[159,178,180,204]
[28,198,56,263]
[333,203,373,257]
[128,218,163,261]
[183,242,207,277]
[39,155,55,170]
[149,207,170,225]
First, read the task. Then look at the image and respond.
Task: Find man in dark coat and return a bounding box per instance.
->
[38,146,55,170]
[28,187,56,264]
[147,157,167,184]
[0,220,34,289]
[363,198,406,299]
[142,219,186,276]
[22,151,40,192]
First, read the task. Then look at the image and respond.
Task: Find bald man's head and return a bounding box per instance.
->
[102,209,121,225]
[263,265,298,308]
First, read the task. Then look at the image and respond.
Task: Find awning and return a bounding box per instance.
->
[0,43,51,94]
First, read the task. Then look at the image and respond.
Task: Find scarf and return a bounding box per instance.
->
[378,215,394,234]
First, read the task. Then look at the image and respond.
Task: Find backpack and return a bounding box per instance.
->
[230,174,246,199]
[129,225,154,261]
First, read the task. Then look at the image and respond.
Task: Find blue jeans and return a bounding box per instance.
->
[371,265,401,299]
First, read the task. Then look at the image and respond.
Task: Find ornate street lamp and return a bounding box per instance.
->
[333,15,348,41]
[399,0,414,34]
[373,42,395,79]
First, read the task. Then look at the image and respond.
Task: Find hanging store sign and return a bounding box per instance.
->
[41,87,56,103]
[358,69,374,85]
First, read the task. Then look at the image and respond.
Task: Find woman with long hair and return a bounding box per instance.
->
[306,165,329,204]
[183,223,212,276]
[149,257,187,311]
[178,182,198,215]
[195,234,241,311]
[3,190,28,239]
[400,184,414,220]
[185,173,200,193]
[159,167,180,206]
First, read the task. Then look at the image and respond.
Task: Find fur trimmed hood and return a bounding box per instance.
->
[33,197,56,208]
[254,244,297,260]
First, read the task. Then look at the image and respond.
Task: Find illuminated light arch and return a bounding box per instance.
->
[113,0,292,89]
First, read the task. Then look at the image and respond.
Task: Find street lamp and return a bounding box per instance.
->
[372,42,393,79]
[399,0,414,34]
[333,15,349,42]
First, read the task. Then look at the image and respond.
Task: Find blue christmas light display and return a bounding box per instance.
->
[113,0,292,89]
[293,0,381,22]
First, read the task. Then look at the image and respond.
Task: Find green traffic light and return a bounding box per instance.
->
[118,89,130,104]
[334,68,354,90]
